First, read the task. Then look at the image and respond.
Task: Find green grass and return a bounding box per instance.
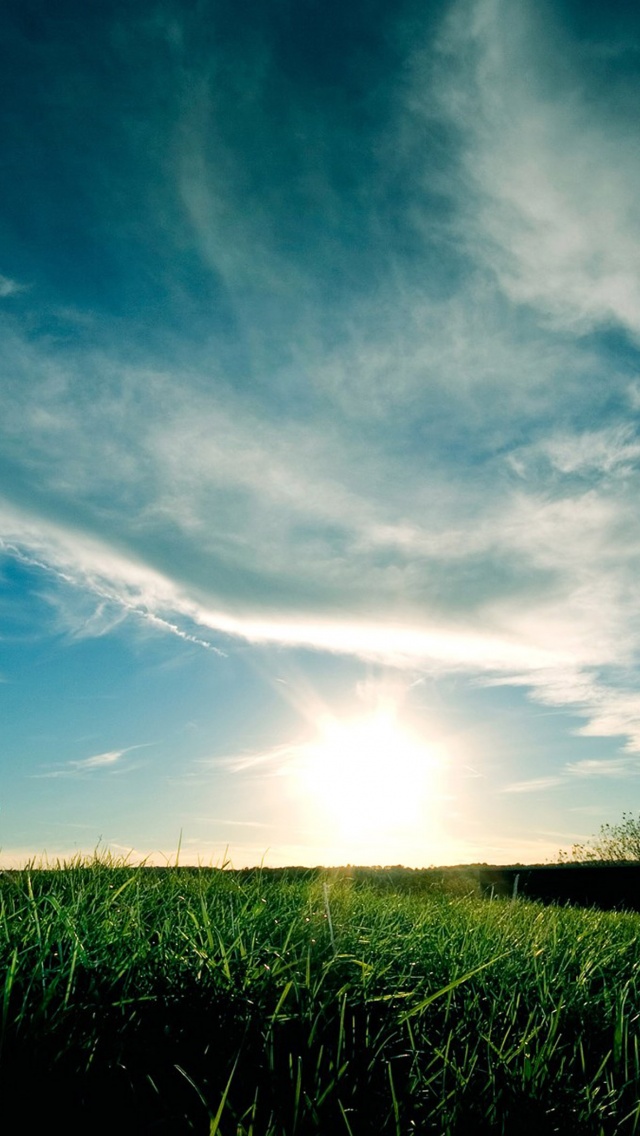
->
[1,857,640,1134]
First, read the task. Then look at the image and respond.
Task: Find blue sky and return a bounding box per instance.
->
[2,0,640,866]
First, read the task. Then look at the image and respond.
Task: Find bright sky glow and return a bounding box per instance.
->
[2,0,640,868]
[296,711,442,839]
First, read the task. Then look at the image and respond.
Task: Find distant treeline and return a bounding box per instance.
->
[5,860,639,911]
[46,860,638,912]
[230,863,640,910]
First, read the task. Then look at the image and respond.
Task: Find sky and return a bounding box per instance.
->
[2,0,640,868]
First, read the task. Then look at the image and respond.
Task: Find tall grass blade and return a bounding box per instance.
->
[399,951,512,1022]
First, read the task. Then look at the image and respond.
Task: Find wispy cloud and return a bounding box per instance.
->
[544,427,640,480]
[436,0,640,338]
[509,424,640,484]
[193,818,275,829]
[72,750,125,771]
[565,757,640,778]
[208,742,305,778]
[502,776,565,795]
[33,745,146,779]
[0,274,27,298]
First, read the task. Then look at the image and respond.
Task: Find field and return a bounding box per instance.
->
[1,860,640,1134]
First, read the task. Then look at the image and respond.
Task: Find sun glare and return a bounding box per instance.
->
[297,709,441,839]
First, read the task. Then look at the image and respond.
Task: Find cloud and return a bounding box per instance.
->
[2,507,578,673]
[484,667,640,757]
[0,274,26,298]
[3,339,640,751]
[435,0,640,338]
[503,754,640,791]
[543,427,640,479]
[509,424,640,483]
[72,750,125,771]
[213,742,305,778]
[500,754,640,794]
[3,0,640,768]
[565,758,640,778]
[33,746,145,779]
[193,818,275,829]
[502,776,565,794]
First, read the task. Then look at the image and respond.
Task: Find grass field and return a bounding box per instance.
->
[1,858,639,1134]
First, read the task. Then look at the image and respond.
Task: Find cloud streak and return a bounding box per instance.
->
[33,746,146,779]
[502,776,565,795]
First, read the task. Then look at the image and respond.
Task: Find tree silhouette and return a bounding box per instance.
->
[561,812,640,862]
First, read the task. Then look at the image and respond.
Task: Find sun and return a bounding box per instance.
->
[296,708,441,839]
